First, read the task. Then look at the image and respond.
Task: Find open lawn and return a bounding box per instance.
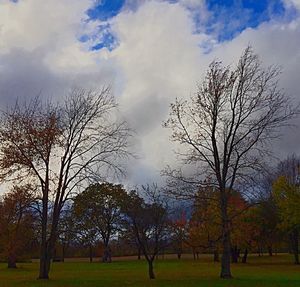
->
[0,254,299,287]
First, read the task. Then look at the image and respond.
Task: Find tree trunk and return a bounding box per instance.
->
[7,253,17,269]
[231,245,238,263]
[177,252,182,259]
[102,244,112,263]
[39,245,51,279]
[38,189,50,279]
[89,244,93,263]
[137,246,141,260]
[62,243,65,262]
[213,248,220,262]
[242,248,248,263]
[39,224,49,278]
[268,245,273,256]
[148,259,155,279]
[290,229,299,265]
[220,194,232,279]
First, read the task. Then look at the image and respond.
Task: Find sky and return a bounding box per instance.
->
[0,0,300,187]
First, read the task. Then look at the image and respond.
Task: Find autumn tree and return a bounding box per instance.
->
[163,46,298,278]
[188,187,222,261]
[56,206,76,262]
[73,182,128,263]
[122,186,170,279]
[0,88,131,279]
[169,208,188,259]
[0,184,35,268]
[72,205,98,263]
[273,155,300,264]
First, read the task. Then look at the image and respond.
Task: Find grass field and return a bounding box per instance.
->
[0,254,299,287]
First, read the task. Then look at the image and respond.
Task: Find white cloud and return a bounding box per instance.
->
[284,0,300,10]
[0,0,117,103]
[0,0,300,186]
[107,1,211,183]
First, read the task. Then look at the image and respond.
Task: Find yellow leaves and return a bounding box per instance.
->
[273,175,300,229]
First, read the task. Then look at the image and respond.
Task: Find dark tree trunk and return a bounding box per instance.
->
[231,245,239,263]
[290,229,299,265]
[38,188,53,280]
[102,244,112,263]
[89,244,93,263]
[268,245,273,256]
[61,243,66,262]
[62,243,65,262]
[138,246,141,260]
[7,253,17,269]
[214,248,220,262]
[39,243,52,279]
[257,244,262,256]
[177,252,182,259]
[148,259,155,279]
[220,194,232,279]
[192,247,196,260]
[242,248,248,263]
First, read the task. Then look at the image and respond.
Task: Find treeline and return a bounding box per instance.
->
[0,161,299,279]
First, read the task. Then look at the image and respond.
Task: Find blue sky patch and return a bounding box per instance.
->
[84,0,290,51]
[87,0,125,21]
[205,0,286,41]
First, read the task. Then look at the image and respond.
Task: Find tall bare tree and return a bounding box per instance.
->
[163,46,299,278]
[0,88,131,279]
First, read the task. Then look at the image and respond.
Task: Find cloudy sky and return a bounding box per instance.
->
[0,0,300,186]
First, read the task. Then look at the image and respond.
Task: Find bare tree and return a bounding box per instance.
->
[122,185,170,279]
[0,88,131,279]
[163,46,299,278]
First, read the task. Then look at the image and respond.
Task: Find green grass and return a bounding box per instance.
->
[0,254,299,287]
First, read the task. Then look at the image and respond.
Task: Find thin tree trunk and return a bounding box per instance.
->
[102,244,112,263]
[193,248,196,260]
[148,259,155,279]
[291,229,299,265]
[89,244,93,263]
[7,253,17,269]
[268,245,273,256]
[39,194,49,279]
[214,248,220,262]
[220,194,232,279]
[242,248,248,263]
[62,243,65,262]
[231,245,238,263]
[138,246,141,260]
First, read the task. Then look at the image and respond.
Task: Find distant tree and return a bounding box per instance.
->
[0,88,131,279]
[164,46,299,278]
[122,185,169,279]
[273,155,300,264]
[56,206,76,262]
[0,184,35,268]
[254,198,281,256]
[72,206,98,263]
[169,208,188,259]
[73,182,128,263]
[188,187,221,261]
